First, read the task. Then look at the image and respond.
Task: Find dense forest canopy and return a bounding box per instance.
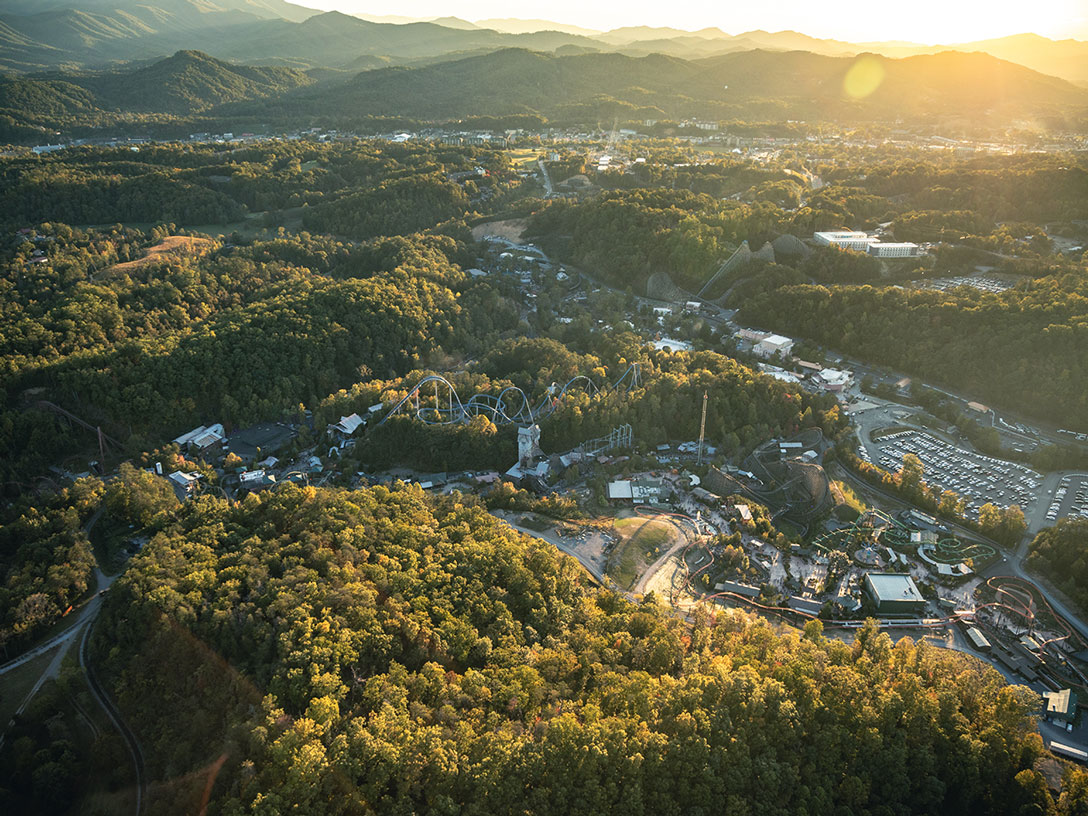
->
[0,140,533,482]
[2,120,1088,816]
[79,482,1070,816]
[1028,519,1088,615]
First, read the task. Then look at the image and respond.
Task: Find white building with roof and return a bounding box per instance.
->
[754,334,794,358]
[814,368,853,392]
[331,414,364,436]
[814,231,876,252]
[168,471,201,494]
[868,242,920,258]
[174,423,225,450]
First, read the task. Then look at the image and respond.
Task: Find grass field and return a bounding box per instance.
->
[0,647,63,727]
[505,148,541,169]
[608,516,678,590]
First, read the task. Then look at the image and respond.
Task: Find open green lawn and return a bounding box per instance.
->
[0,647,62,728]
[505,148,540,169]
[609,516,678,591]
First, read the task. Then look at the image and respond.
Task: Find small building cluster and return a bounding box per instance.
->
[814,230,921,258]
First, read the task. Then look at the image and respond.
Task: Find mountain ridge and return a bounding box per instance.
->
[1,1,1086,86]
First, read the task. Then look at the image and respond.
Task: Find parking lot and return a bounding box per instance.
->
[873,430,1042,520]
[1044,474,1088,524]
[918,275,1013,294]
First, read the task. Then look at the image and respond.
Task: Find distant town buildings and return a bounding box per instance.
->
[868,242,921,258]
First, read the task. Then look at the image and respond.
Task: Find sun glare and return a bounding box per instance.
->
[843,57,886,99]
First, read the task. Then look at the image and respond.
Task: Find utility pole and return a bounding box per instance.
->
[697,390,708,465]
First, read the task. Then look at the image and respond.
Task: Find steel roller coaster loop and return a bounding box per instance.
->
[979,575,1085,650]
[377,363,642,427]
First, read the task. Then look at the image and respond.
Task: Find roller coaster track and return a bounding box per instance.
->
[979,575,1086,651]
[34,401,123,457]
[377,363,642,428]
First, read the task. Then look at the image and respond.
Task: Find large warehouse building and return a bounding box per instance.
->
[864,573,927,614]
[814,231,875,251]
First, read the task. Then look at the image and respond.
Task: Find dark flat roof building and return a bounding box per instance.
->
[864,573,926,615]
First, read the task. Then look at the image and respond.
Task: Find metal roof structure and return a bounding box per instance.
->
[865,573,925,605]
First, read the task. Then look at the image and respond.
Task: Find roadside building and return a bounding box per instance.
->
[190,424,226,450]
[867,242,920,258]
[863,573,927,614]
[713,580,761,598]
[239,469,276,492]
[754,334,794,358]
[1044,689,1079,727]
[735,328,768,344]
[331,413,364,437]
[814,368,853,392]
[814,231,876,252]
[173,423,225,451]
[787,596,824,616]
[168,470,201,495]
[607,480,633,502]
[965,626,992,651]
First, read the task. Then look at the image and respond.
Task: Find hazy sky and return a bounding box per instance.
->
[295,0,1088,44]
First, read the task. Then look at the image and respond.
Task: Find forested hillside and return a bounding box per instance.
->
[0,141,535,482]
[3,45,1087,141]
[527,189,782,291]
[1027,518,1088,614]
[80,481,1072,815]
[738,279,1088,429]
[526,153,1088,428]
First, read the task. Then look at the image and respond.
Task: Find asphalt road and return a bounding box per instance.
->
[0,564,116,678]
[80,617,145,816]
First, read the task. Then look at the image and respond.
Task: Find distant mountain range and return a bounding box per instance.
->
[1,0,1087,88]
[290,47,1088,127]
[3,45,1085,143]
[0,48,314,140]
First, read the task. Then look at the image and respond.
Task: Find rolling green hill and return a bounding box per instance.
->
[0,49,314,139]
[0,0,320,70]
[83,49,315,114]
[276,47,1088,128]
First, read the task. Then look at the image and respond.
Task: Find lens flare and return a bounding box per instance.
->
[843,55,886,99]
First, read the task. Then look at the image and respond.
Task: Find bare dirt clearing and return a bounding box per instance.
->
[471,219,527,243]
[107,235,214,273]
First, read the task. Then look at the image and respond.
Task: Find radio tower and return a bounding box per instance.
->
[697,390,708,464]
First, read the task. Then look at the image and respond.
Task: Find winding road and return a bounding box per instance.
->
[0,511,145,815]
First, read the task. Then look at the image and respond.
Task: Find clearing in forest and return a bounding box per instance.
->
[608,514,681,591]
[471,218,526,243]
[107,235,214,273]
